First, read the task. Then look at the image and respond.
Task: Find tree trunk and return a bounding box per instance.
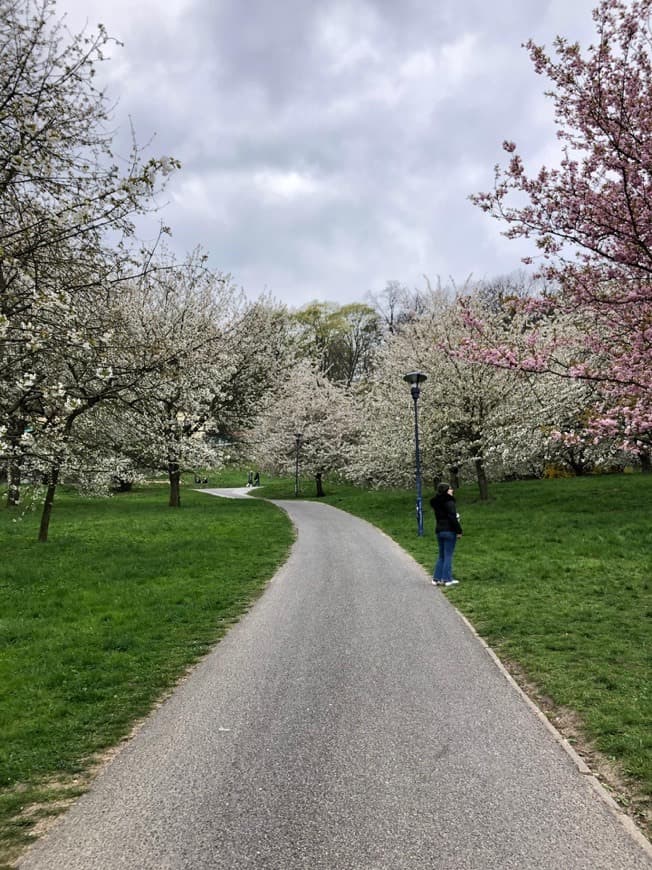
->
[38,465,60,543]
[315,472,324,497]
[168,461,181,507]
[640,450,651,474]
[475,457,489,501]
[7,454,21,507]
[6,418,25,507]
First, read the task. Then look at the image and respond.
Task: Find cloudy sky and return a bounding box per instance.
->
[60,0,598,309]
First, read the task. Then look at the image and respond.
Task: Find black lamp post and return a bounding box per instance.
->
[403,371,427,536]
[294,432,303,496]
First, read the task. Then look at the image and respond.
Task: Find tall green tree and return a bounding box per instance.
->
[291,301,381,386]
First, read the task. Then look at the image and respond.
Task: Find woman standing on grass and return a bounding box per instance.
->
[430,482,463,588]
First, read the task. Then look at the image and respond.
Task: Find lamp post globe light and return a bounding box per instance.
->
[294,432,303,497]
[403,371,427,536]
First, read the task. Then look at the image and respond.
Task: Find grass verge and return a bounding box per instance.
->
[0,486,293,867]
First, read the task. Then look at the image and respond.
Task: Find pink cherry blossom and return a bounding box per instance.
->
[469,0,652,455]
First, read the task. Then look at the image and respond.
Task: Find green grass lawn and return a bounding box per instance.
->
[1,471,650,864]
[0,486,294,867]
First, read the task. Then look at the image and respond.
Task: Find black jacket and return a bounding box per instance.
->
[430,493,463,535]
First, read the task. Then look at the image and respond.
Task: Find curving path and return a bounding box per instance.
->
[19,497,652,869]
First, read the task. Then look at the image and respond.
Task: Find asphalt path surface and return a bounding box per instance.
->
[19,497,652,869]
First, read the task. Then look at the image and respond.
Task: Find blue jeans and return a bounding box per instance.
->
[434,531,457,581]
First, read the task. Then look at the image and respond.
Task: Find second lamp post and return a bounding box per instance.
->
[294,432,303,497]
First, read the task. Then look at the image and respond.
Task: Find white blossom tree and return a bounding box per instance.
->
[248,359,361,495]
[482,371,627,479]
[0,0,178,533]
[92,270,295,508]
[348,289,523,499]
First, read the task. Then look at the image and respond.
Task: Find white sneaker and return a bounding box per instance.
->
[443,579,459,587]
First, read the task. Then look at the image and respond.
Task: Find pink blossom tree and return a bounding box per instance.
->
[470,0,652,461]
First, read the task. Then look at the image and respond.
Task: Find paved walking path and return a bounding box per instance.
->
[19,496,652,869]
[197,486,257,499]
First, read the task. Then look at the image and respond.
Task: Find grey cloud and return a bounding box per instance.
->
[60,0,597,306]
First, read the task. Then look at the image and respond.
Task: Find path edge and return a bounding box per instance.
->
[450,604,652,859]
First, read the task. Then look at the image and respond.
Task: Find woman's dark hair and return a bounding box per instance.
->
[437,482,451,495]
